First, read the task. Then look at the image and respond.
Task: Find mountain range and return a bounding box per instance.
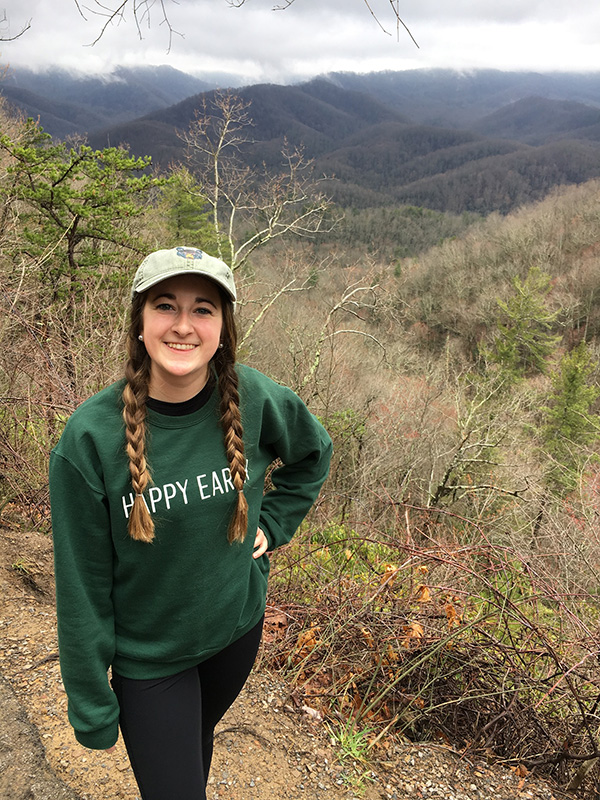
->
[1,65,215,139]
[3,66,600,215]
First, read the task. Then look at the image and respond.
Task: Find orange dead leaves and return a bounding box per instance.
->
[385,644,399,664]
[380,562,399,587]
[293,625,321,664]
[402,621,424,649]
[511,763,529,791]
[414,584,431,603]
[361,627,375,649]
[263,607,288,645]
[445,600,463,629]
[413,565,431,603]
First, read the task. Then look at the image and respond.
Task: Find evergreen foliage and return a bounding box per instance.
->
[0,119,164,300]
[541,341,600,490]
[485,267,561,382]
[157,166,216,250]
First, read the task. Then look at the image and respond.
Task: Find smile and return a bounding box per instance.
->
[166,343,198,351]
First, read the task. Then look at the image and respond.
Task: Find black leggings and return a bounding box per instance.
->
[111,617,263,800]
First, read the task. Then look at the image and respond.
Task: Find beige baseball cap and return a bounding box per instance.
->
[131,247,236,302]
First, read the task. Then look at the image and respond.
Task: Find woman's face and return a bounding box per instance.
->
[141,273,223,401]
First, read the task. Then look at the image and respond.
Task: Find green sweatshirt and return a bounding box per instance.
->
[49,364,332,751]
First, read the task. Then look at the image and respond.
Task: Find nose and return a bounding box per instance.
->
[172,310,194,336]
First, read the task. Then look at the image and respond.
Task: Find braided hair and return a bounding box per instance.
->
[122,288,247,543]
[212,298,248,543]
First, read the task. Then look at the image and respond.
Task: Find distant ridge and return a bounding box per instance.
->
[4,66,600,215]
[472,96,600,144]
[323,69,600,126]
[0,65,229,139]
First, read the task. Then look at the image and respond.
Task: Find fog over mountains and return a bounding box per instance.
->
[3,66,600,215]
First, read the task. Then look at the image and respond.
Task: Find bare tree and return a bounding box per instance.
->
[3,1,418,49]
[176,89,384,412]
[425,367,531,510]
[179,90,335,272]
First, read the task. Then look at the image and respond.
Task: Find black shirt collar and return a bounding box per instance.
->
[146,374,216,417]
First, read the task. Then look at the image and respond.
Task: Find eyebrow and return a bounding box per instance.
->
[152,291,218,308]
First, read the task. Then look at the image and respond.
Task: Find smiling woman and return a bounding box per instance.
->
[141,275,224,402]
[48,245,333,800]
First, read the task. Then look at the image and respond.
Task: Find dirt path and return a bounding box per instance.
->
[0,518,570,800]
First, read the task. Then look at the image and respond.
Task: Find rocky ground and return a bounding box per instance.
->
[0,516,573,800]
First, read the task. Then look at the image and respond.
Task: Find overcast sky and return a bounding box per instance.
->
[2,0,600,83]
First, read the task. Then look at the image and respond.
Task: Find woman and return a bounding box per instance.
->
[49,246,332,800]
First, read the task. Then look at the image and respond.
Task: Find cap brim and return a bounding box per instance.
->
[132,269,236,302]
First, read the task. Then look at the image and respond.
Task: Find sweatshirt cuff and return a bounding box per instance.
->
[74,720,119,751]
[259,512,287,552]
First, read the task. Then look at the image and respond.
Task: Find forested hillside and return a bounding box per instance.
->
[2,79,600,798]
[1,65,214,139]
[85,80,600,215]
[5,67,600,216]
[472,96,600,144]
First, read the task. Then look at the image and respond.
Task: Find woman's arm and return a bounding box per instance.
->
[257,384,333,551]
[50,451,119,750]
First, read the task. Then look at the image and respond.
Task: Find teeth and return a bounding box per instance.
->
[167,343,196,350]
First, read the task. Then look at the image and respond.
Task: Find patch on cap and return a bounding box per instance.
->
[176,247,203,261]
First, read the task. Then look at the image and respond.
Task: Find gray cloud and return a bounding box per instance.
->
[2,0,600,81]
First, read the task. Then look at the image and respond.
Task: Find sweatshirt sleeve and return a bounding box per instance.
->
[49,450,119,750]
[256,383,333,551]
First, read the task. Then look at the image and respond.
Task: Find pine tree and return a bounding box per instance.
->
[0,120,163,299]
[541,341,600,491]
[0,119,165,389]
[485,267,560,385]
[157,166,217,251]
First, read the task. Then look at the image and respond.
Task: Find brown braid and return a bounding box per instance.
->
[122,293,155,543]
[213,298,248,543]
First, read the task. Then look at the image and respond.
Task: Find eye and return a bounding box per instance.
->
[194,306,213,315]
[155,302,175,311]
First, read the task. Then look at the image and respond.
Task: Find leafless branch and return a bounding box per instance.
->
[239,278,299,348]
[73,0,182,50]
[388,0,419,47]
[227,0,418,47]
[300,282,382,389]
[0,9,32,42]
[180,91,337,271]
